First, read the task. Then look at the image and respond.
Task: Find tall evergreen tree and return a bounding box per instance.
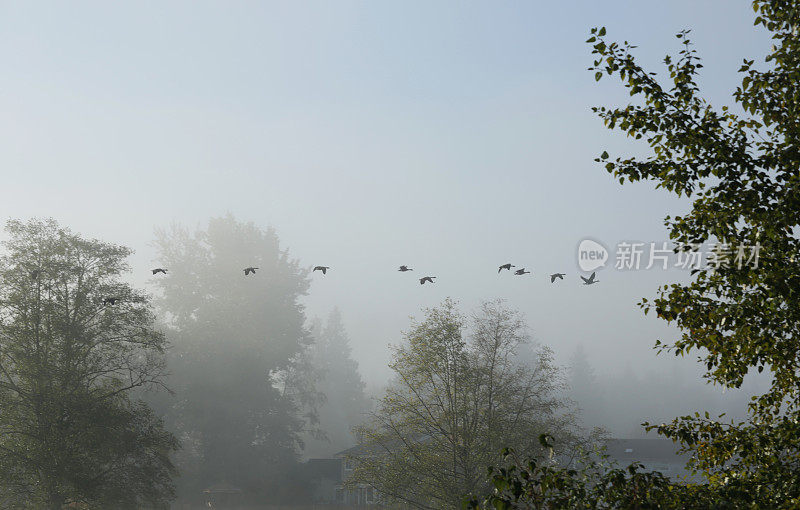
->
[0,219,178,509]
[568,344,596,395]
[304,308,370,457]
[568,344,605,432]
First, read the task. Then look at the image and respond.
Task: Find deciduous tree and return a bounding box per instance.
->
[350,299,589,510]
[583,0,800,501]
[152,215,320,503]
[0,218,177,509]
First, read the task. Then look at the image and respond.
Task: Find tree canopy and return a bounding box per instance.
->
[0,218,177,509]
[350,299,592,510]
[152,214,320,504]
[587,0,800,494]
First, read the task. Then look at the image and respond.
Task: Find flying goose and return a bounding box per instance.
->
[419,276,436,285]
[581,272,599,285]
[244,267,258,276]
[498,263,515,273]
[313,266,330,275]
[398,265,413,272]
[152,268,168,275]
[550,273,565,283]
[514,268,531,275]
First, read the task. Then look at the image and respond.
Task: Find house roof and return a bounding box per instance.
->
[335,434,431,458]
[333,434,431,458]
[335,442,388,457]
[603,439,690,462]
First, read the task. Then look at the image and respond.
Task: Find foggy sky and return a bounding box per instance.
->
[0,0,772,419]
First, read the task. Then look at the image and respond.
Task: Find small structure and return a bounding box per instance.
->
[202,482,243,509]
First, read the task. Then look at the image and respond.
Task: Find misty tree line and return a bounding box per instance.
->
[0,215,774,510]
[0,213,779,509]
[0,215,601,508]
[0,216,374,508]
[567,344,765,439]
[146,217,373,505]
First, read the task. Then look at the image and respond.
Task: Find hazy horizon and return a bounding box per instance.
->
[0,1,773,437]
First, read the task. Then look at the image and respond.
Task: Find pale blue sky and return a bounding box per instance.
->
[0,1,772,415]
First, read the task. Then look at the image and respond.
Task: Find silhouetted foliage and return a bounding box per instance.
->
[466,437,800,509]
[464,440,714,510]
[585,0,800,504]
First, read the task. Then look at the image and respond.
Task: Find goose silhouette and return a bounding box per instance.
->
[581,272,599,285]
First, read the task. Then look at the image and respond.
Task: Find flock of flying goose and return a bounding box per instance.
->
[151,264,599,285]
[86,264,600,306]
[495,264,597,285]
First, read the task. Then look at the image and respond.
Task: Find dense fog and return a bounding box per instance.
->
[0,1,784,508]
